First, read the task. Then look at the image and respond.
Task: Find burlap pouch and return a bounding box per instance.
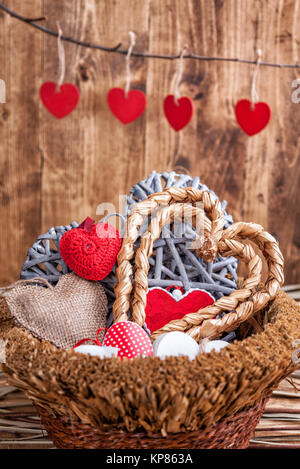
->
[0,273,108,349]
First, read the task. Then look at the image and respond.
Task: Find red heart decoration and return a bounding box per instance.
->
[163,94,194,131]
[107,88,146,124]
[40,82,80,118]
[145,287,214,333]
[60,222,121,281]
[235,99,271,136]
[103,321,153,360]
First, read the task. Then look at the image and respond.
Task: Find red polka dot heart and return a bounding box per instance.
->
[103,321,153,360]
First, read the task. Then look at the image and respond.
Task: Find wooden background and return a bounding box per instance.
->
[0,0,300,285]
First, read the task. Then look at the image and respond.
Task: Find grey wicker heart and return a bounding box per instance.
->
[102,172,238,324]
[20,172,238,331]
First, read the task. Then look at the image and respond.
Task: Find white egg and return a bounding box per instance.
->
[74,345,119,358]
[153,331,199,360]
[204,340,229,353]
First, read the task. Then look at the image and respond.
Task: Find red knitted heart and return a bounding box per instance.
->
[107,88,146,124]
[145,287,214,333]
[60,222,121,281]
[163,94,194,131]
[40,82,80,118]
[235,99,271,136]
[103,321,153,359]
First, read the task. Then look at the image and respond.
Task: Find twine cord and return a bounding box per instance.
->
[251,49,262,108]
[125,31,136,98]
[1,4,300,69]
[174,47,187,105]
[56,22,65,90]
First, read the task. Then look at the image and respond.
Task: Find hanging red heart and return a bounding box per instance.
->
[60,221,121,281]
[103,321,153,360]
[40,82,80,119]
[163,94,194,131]
[107,88,146,124]
[235,99,271,136]
[145,287,214,333]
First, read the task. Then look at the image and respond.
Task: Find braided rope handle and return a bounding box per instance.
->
[113,188,284,342]
[113,188,224,323]
[186,222,284,340]
[131,203,262,332]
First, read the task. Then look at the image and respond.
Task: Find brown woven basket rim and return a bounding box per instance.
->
[2,291,300,436]
[35,398,269,449]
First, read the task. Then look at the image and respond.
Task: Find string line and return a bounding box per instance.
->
[251,49,262,106]
[174,47,187,104]
[0,3,300,69]
[56,22,65,89]
[125,31,136,97]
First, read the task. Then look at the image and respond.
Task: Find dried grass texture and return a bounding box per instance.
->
[0,297,15,339]
[2,291,300,435]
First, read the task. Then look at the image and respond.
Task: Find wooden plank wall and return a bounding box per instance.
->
[0,0,300,285]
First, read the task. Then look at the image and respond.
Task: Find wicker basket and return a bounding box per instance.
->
[1,188,300,449]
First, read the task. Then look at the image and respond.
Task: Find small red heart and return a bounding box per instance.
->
[107,88,146,124]
[40,82,80,118]
[235,99,271,136]
[145,288,214,333]
[163,94,194,131]
[60,222,121,281]
[103,321,153,360]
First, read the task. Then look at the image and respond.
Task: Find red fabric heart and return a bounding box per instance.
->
[145,288,214,333]
[40,82,80,118]
[60,222,121,281]
[235,99,271,136]
[163,94,194,131]
[107,88,146,124]
[103,321,153,359]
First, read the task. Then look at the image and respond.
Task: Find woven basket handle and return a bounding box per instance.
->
[113,188,284,341]
[187,221,284,340]
[151,218,284,341]
[131,203,263,330]
[113,188,224,324]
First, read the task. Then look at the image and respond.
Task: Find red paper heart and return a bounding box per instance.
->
[163,94,194,131]
[60,222,121,281]
[40,82,80,119]
[107,88,146,124]
[103,321,153,360]
[235,99,271,136]
[145,287,214,333]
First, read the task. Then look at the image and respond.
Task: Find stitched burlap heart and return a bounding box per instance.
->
[0,273,108,349]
